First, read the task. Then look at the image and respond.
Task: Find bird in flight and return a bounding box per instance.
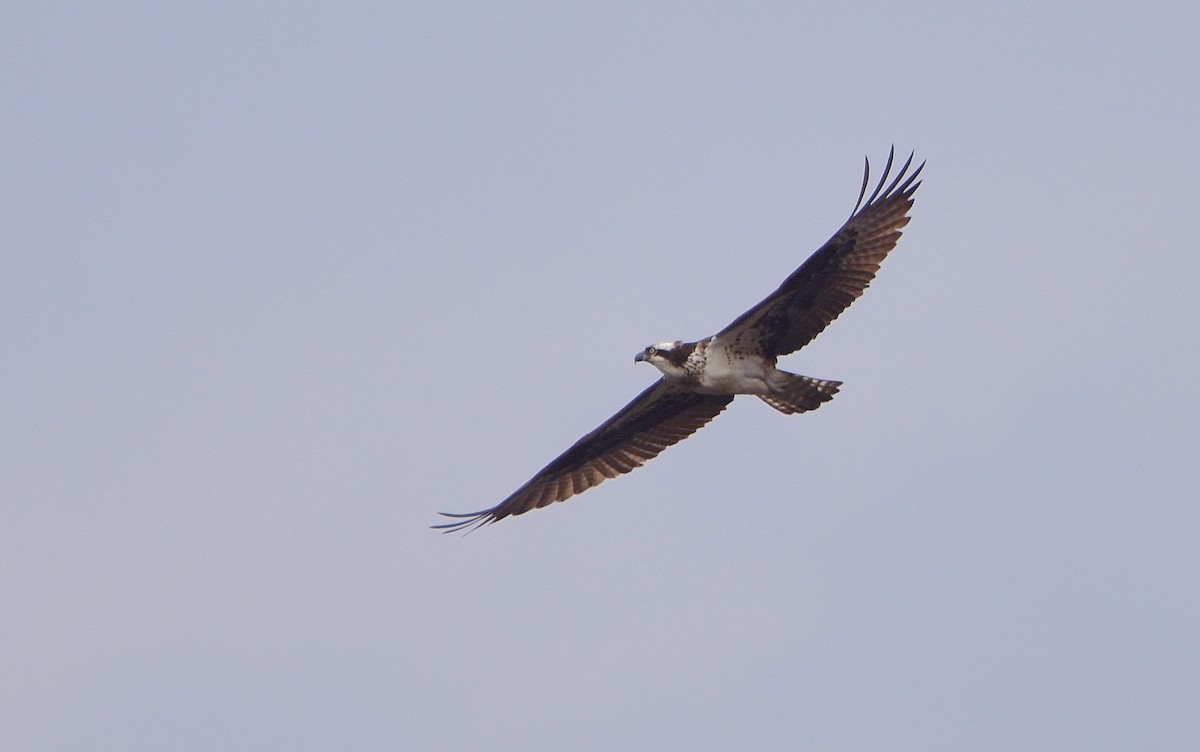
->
[436,149,922,533]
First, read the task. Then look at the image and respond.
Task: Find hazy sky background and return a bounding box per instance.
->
[4,1,1198,750]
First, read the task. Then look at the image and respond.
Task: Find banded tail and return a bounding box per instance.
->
[759,373,842,415]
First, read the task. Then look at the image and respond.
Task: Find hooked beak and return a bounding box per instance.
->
[633,352,646,363]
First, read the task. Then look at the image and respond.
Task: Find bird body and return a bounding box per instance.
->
[436,149,922,533]
[636,337,839,410]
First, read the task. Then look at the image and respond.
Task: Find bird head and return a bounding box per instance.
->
[634,341,689,377]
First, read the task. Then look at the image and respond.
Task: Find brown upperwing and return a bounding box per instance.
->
[716,149,922,359]
[435,381,734,533]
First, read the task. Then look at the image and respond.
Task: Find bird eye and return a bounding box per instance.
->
[647,347,657,356]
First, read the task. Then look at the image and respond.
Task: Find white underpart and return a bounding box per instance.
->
[690,337,778,396]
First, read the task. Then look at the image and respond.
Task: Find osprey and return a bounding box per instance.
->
[436,149,922,533]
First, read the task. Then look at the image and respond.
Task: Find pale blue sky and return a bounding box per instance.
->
[4,2,1199,750]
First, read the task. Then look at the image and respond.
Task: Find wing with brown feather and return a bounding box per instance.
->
[716,148,923,358]
[434,381,733,533]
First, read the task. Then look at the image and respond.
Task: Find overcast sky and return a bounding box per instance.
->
[4,1,1199,750]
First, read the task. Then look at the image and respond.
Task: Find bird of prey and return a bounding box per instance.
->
[435,149,922,533]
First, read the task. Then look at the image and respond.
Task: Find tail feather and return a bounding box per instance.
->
[759,373,841,414]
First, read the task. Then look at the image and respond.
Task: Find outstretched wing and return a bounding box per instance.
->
[716,148,923,358]
[435,382,733,533]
